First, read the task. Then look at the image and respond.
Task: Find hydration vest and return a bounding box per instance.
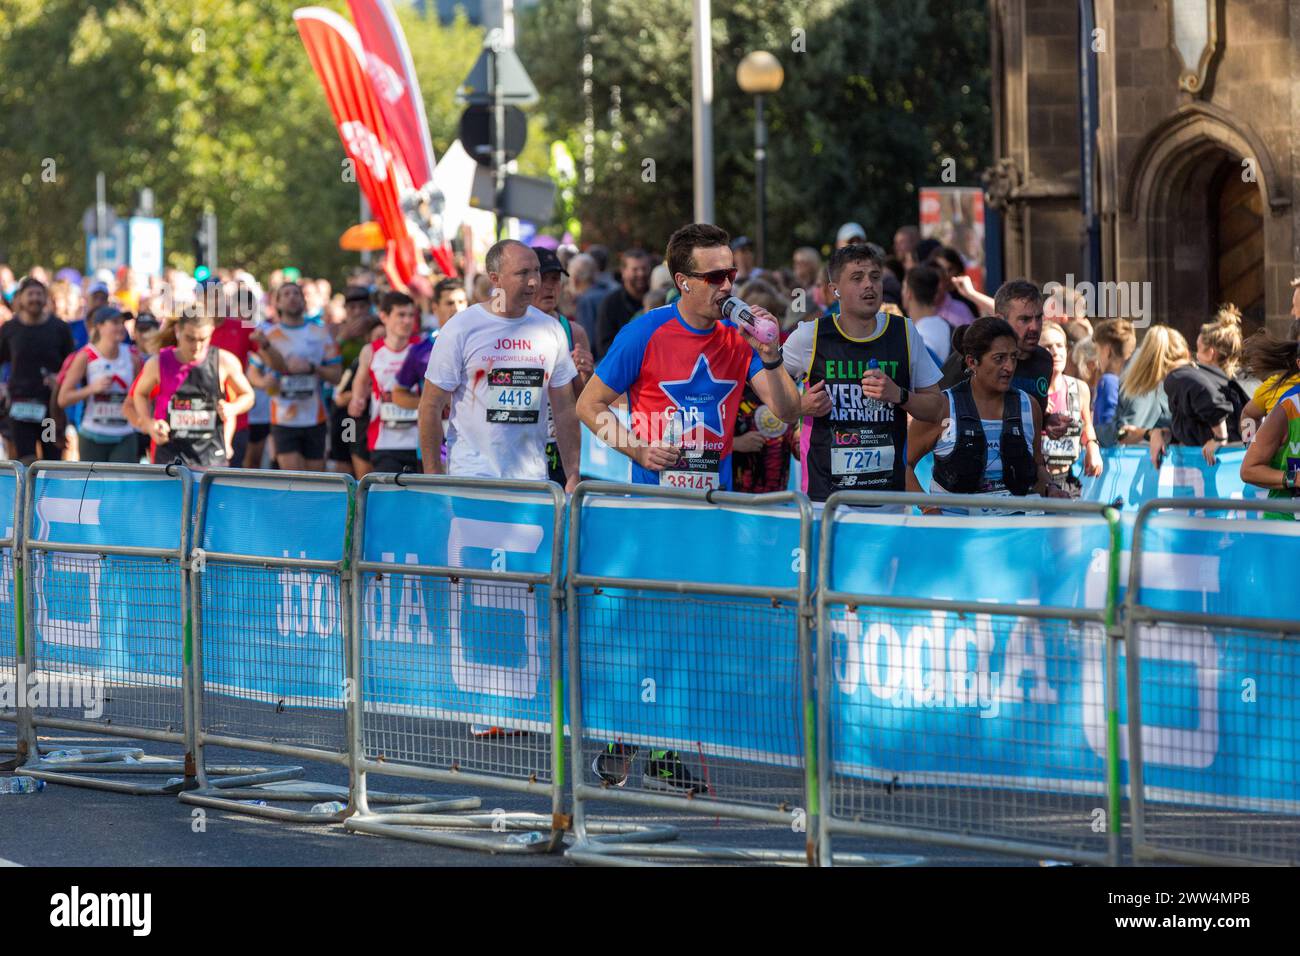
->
[931,379,1036,496]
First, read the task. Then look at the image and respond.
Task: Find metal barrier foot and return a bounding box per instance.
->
[345,811,569,855]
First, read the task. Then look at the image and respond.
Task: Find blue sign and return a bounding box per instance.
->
[358,483,561,731]
[27,472,186,685]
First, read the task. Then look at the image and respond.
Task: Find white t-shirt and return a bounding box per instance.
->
[913,314,952,365]
[782,311,943,388]
[424,303,578,479]
[931,388,1038,516]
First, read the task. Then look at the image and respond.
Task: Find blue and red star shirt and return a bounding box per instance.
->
[595,303,763,490]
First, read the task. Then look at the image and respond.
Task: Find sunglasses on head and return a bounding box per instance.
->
[684,268,737,286]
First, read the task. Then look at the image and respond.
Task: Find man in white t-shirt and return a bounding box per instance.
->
[419,240,581,491]
[902,263,953,365]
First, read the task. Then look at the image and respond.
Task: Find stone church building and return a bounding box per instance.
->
[985,0,1297,338]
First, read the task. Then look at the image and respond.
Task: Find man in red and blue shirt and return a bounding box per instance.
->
[578,223,799,493]
[576,222,799,794]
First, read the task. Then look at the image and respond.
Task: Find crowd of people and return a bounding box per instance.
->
[4,220,1299,791]
[2,221,1298,526]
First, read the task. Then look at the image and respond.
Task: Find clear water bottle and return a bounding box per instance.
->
[311,801,347,814]
[505,830,548,847]
[0,776,46,794]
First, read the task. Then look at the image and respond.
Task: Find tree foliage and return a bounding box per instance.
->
[520,0,990,262]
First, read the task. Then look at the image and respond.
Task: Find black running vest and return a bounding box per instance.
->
[804,314,911,500]
[161,347,226,467]
[931,380,1037,496]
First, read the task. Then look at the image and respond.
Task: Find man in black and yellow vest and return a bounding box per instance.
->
[782,243,947,501]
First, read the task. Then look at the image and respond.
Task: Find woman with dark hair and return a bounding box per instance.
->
[1239,330,1300,435]
[906,315,1059,515]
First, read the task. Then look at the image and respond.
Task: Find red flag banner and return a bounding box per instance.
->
[294,6,418,288]
[345,0,436,189]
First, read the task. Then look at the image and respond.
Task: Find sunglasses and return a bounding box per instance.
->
[684,268,737,286]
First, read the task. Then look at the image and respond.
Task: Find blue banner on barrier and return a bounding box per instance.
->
[575,497,806,763]
[824,508,1300,810]
[29,472,185,683]
[198,477,352,708]
[359,483,560,730]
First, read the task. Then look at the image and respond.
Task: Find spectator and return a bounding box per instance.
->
[1072,336,1101,400]
[835,222,866,250]
[1063,318,1091,377]
[893,225,920,268]
[1039,320,1102,495]
[469,273,492,306]
[1090,318,1137,427]
[594,248,652,359]
[570,253,603,344]
[1096,325,1185,447]
[791,246,825,320]
[1152,305,1247,466]
[925,247,977,329]
[732,236,760,282]
[902,264,952,364]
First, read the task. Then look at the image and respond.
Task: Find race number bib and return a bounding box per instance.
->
[486,368,543,424]
[660,447,722,491]
[380,401,418,428]
[1042,434,1080,460]
[280,373,317,400]
[169,398,216,435]
[91,390,128,428]
[9,400,46,423]
[830,427,895,487]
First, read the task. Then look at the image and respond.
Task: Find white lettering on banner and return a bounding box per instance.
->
[997,619,1058,704]
[1082,550,1221,768]
[447,518,545,700]
[34,498,103,647]
[365,552,430,643]
[832,609,1004,717]
[0,526,11,604]
[1158,465,1206,515]
[273,551,337,639]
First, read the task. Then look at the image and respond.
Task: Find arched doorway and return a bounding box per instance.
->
[1211,164,1266,328]
[1121,105,1281,342]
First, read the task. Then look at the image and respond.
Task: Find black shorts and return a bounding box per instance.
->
[271,423,328,461]
[328,406,361,463]
[9,418,59,461]
[246,422,270,444]
[369,448,420,475]
[350,414,371,462]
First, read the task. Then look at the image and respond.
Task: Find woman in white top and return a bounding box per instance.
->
[57,307,142,463]
[906,315,1059,515]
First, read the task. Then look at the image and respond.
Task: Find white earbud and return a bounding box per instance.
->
[834,290,840,298]
[683,282,691,292]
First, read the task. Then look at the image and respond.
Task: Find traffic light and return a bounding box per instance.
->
[192,211,218,271]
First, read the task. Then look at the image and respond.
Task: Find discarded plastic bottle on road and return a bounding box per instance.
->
[0,776,46,794]
[42,749,83,761]
[238,800,269,806]
[505,830,548,847]
[311,801,347,814]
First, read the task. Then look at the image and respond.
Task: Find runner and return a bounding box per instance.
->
[533,246,595,486]
[782,243,946,502]
[207,281,261,468]
[248,282,342,471]
[130,309,255,468]
[1239,331,1300,435]
[391,277,467,410]
[907,315,1060,515]
[1038,321,1102,496]
[0,278,75,464]
[1239,390,1300,520]
[348,291,422,475]
[327,286,375,476]
[419,240,581,489]
[56,307,141,463]
[577,222,800,496]
[574,222,799,794]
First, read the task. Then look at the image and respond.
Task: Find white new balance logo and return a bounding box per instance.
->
[49,886,151,936]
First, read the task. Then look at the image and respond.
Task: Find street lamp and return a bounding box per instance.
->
[736,50,783,270]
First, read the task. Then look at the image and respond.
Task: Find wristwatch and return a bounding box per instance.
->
[895,386,910,406]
